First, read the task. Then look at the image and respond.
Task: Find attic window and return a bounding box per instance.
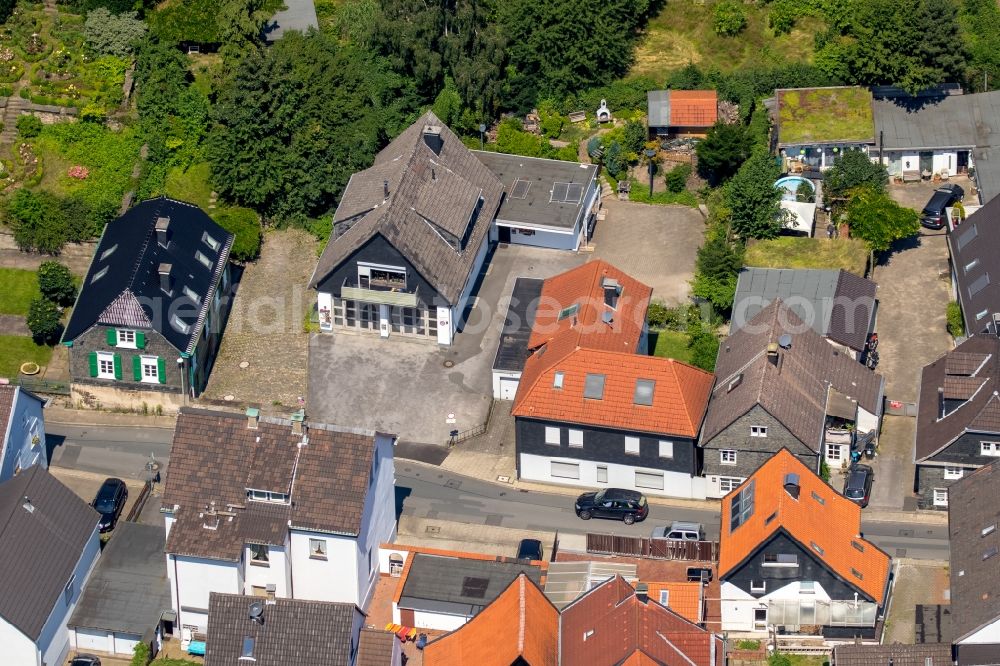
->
[966,258,980,272]
[851,567,864,580]
[584,373,606,400]
[202,231,221,251]
[730,479,755,531]
[461,577,489,599]
[558,303,579,320]
[957,224,978,251]
[553,371,565,389]
[240,636,255,660]
[851,540,866,553]
[100,243,118,261]
[182,285,201,304]
[727,374,743,392]
[984,546,999,561]
[659,590,669,605]
[170,314,191,335]
[91,266,109,284]
[195,250,213,269]
[977,309,989,321]
[811,490,825,505]
[634,379,655,406]
[764,511,777,526]
[983,524,997,537]
[810,541,825,556]
[969,273,991,297]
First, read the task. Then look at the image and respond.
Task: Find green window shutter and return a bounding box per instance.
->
[132,355,142,381]
[88,352,98,378]
[135,331,146,349]
[113,354,122,380]
[106,329,117,346]
[157,357,166,384]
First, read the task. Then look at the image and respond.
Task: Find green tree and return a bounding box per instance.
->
[604,141,626,179]
[84,8,147,57]
[218,0,270,56]
[27,297,62,344]
[714,1,747,36]
[0,0,13,24]
[824,149,889,206]
[769,1,797,35]
[847,186,920,253]
[696,122,751,185]
[16,115,42,139]
[665,164,692,193]
[214,209,262,262]
[689,328,721,371]
[692,234,744,312]
[37,261,77,306]
[726,152,783,240]
[623,120,646,155]
[962,0,1000,92]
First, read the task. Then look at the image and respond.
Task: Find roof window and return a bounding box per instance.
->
[966,258,980,273]
[811,490,825,505]
[727,374,743,392]
[195,250,213,269]
[851,567,864,580]
[810,541,825,556]
[730,479,755,531]
[583,373,606,400]
[984,546,999,561]
[957,224,978,251]
[170,314,191,335]
[851,540,865,553]
[983,524,997,537]
[969,273,991,297]
[91,266,109,284]
[558,303,579,321]
[202,231,221,251]
[100,243,118,261]
[182,285,201,304]
[634,379,655,406]
[553,371,565,389]
[240,636,255,660]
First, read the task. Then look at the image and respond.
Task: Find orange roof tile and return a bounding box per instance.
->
[669,90,718,127]
[423,573,559,666]
[640,581,703,623]
[719,449,891,602]
[513,345,714,437]
[620,651,661,665]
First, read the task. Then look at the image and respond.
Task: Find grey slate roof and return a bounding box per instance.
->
[473,151,598,231]
[62,197,234,354]
[398,553,543,617]
[262,0,318,42]
[0,465,99,641]
[68,522,169,638]
[357,628,397,666]
[205,592,361,666]
[648,90,671,128]
[915,334,1000,461]
[703,299,884,450]
[873,90,1000,201]
[492,277,543,372]
[949,196,1000,333]
[309,112,504,306]
[833,643,953,666]
[948,462,1000,643]
[732,268,877,352]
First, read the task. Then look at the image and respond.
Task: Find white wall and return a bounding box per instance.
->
[0,618,39,666]
[243,543,289,598]
[499,223,581,251]
[856,406,879,440]
[448,228,492,345]
[720,581,762,632]
[518,453,706,500]
[0,388,47,482]
[290,530,359,604]
[38,525,100,666]
[72,627,110,653]
[169,555,241,633]
[961,617,1000,643]
[492,371,520,400]
[410,608,469,631]
[760,580,832,602]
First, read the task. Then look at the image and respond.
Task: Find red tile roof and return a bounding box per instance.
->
[719,449,891,602]
[423,573,559,666]
[640,581,703,623]
[668,90,718,127]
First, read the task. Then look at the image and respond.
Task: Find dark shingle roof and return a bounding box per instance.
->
[309,112,504,305]
[704,300,884,450]
[732,268,877,352]
[68,522,170,637]
[205,593,360,666]
[949,197,1000,333]
[0,384,44,450]
[916,335,1000,461]
[492,277,543,372]
[833,643,953,666]
[0,465,99,640]
[163,408,384,560]
[62,197,233,354]
[357,628,397,666]
[948,462,1000,643]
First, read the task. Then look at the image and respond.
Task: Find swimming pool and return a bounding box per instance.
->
[774,176,815,202]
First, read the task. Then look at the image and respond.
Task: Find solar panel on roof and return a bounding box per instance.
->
[551,182,569,203]
[565,183,583,203]
[510,179,531,199]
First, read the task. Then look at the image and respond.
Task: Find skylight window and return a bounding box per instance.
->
[730,480,755,531]
[811,490,825,505]
[241,636,255,659]
[634,379,655,406]
[553,371,565,389]
[984,546,999,561]
[202,231,221,251]
[957,225,978,251]
[182,285,201,304]
[851,567,864,580]
[91,266,109,284]
[583,373,605,400]
[195,250,213,269]
[811,541,825,556]
[966,258,980,273]
[100,244,118,261]
[170,314,191,335]
[969,273,991,297]
[558,303,579,320]
[983,524,997,537]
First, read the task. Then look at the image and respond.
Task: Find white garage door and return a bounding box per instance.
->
[499,378,519,401]
[74,628,110,652]
[113,633,141,655]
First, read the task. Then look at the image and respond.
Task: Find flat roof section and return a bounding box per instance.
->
[493,277,544,372]
[473,151,598,230]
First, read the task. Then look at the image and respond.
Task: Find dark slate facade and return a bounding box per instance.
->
[515,417,699,477]
[916,431,1000,510]
[702,406,820,480]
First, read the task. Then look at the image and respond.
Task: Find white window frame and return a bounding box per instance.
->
[545,427,560,445]
[981,441,1000,457]
[624,436,640,455]
[659,590,670,605]
[635,470,665,490]
[248,544,269,565]
[140,355,159,383]
[720,449,737,465]
[659,440,674,458]
[116,329,136,348]
[800,580,816,594]
[309,538,327,560]
[719,476,743,493]
[944,466,965,480]
[753,607,768,631]
[933,488,949,507]
[596,465,608,483]
[826,443,843,462]
[568,429,583,448]
[750,580,766,594]
[64,574,75,605]
[551,461,580,480]
[751,426,768,438]
[97,351,115,379]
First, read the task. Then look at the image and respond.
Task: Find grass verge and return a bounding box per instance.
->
[650,329,693,363]
[0,268,39,315]
[744,236,869,275]
[628,180,699,206]
[0,335,53,377]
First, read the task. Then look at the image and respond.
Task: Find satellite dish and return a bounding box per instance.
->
[249,601,265,623]
[778,333,792,349]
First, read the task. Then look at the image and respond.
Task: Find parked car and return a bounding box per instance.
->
[70,655,102,666]
[516,538,543,562]
[843,464,874,508]
[575,488,648,525]
[650,521,704,541]
[91,477,128,533]
[920,183,964,229]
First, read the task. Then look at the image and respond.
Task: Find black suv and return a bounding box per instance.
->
[843,464,874,508]
[575,488,649,525]
[91,477,128,533]
[920,183,964,230]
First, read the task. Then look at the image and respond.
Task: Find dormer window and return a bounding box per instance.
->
[202,231,221,251]
[246,489,289,504]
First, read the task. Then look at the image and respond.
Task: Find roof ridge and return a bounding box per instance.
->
[124,213,155,292]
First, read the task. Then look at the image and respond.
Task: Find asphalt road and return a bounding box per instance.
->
[46,424,950,561]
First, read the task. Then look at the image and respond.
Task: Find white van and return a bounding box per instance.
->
[650,521,704,541]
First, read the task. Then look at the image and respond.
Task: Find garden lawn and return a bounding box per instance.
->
[627,180,698,206]
[650,329,693,363]
[744,236,869,276]
[629,3,824,81]
[0,335,53,377]
[0,268,39,315]
[776,87,874,145]
[164,161,259,223]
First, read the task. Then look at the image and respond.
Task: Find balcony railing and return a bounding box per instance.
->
[341,278,418,308]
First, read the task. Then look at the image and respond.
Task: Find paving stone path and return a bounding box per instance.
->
[0,313,29,335]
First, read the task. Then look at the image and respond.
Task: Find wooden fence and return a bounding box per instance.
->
[587,533,719,562]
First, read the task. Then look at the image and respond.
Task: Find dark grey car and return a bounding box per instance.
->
[843,464,874,508]
[920,183,964,229]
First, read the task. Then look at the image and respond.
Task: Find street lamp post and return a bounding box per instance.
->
[644,148,657,198]
[176,357,186,405]
[479,123,486,151]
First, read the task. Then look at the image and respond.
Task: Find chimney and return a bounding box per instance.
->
[602,277,620,309]
[635,582,649,604]
[246,407,259,430]
[158,263,172,295]
[938,387,945,418]
[155,216,170,248]
[22,495,34,514]
[422,125,443,155]
[383,180,389,199]
[783,473,801,499]
[767,342,780,365]
[291,409,305,436]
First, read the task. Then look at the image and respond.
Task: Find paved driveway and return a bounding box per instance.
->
[591,199,704,305]
[308,245,584,446]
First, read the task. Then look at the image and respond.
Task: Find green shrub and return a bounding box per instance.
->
[647,302,689,331]
[27,297,62,344]
[820,459,831,482]
[131,640,150,666]
[947,301,965,338]
[769,1,797,35]
[665,164,692,193]
[214,208,262,262]
[16,114,43,138]
[713,1,747,36]
[37,261,76,305]
[735,639,761,650]
[604,141,626,178]
[769,653,793,666]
